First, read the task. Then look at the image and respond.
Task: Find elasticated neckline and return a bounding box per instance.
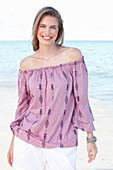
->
[19,56,84,72]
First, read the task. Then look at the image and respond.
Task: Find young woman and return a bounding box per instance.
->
[7,6,97,170]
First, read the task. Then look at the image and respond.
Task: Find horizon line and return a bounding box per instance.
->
[0,39,113,42]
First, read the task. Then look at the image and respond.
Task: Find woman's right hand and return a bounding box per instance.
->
[7,135,15,167]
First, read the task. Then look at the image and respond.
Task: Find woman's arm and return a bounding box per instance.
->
[87,132,98,163]
[87,131,94,138]
[7,134,15,167]
[71,54,98,162]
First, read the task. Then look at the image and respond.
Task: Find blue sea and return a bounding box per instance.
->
[0,40,113,102]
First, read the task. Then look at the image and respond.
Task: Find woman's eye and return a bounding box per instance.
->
[51,27,56,29]
[39,25,56,29]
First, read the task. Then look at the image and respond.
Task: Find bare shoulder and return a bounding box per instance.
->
[64,47,83,62]
[20,56,33,71]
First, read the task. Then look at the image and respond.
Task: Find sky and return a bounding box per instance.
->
[0,0,113,41]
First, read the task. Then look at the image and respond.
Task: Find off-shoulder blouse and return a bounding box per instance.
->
[10,56,95,148]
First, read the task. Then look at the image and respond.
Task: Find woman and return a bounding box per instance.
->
[7,6,97,170]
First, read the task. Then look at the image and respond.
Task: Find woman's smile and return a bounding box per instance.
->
[41,35,53,41]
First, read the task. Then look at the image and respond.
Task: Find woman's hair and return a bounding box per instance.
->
[31,6,64,51]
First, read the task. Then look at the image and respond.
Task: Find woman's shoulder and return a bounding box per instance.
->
[63,46,83,62]
[20,47,83,71]
[20,55,33,71]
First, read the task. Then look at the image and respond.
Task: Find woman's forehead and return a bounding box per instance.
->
[40,15,58,25]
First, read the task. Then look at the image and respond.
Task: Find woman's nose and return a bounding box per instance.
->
[45,27,51,34]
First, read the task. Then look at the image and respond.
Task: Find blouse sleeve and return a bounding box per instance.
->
[72,58,95,132]
[10,70,30,134]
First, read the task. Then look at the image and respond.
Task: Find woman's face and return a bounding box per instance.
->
[37,15,59,46]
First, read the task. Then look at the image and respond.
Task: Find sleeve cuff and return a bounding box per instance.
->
[74,118,95,131]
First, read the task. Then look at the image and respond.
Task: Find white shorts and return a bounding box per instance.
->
[13,136,77,170]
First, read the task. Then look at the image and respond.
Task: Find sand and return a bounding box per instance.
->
[0,86,113,170]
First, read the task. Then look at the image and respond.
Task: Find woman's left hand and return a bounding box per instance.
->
[87,143,98,163]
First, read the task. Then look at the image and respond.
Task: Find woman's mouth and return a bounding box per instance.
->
[42,36,52,41]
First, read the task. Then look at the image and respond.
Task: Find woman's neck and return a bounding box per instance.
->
[37,44,61,60]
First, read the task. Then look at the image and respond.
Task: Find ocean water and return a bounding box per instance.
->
[0,40,113,102]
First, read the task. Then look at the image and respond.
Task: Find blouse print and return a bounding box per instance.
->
[10,56,95,148]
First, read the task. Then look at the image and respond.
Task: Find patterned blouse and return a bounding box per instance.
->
[10,56,95,148]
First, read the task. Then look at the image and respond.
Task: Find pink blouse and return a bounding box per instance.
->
[10,56,95,148]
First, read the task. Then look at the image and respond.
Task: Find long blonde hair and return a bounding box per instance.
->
[32,6,64,51]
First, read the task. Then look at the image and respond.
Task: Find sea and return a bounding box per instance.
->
[0,40,113,102]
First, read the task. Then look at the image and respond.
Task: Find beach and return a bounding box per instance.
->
[0,85,113,170]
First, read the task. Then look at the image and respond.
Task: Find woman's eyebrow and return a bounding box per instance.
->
[51,25,58,27]
[39,24,58,27]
